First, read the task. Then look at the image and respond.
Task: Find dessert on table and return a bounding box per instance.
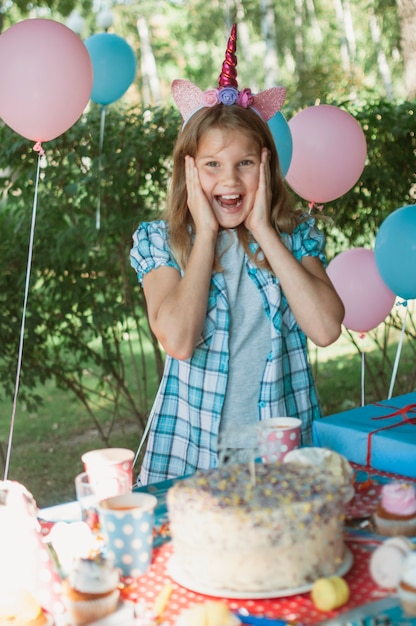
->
[398,551,416,617]
[167,460,350,594]
[62,555,121,626]
[373,482,416,536]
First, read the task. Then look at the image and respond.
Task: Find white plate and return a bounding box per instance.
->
[167,548,353,599]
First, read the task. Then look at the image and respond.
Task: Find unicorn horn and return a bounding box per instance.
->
[218,23,238,88]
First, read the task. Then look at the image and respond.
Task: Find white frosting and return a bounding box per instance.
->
[49,521,98,575]
[283,447,354,482]
[401,552,416,587]
[167,463,346,593]
[385,537,413,553]
[283,447,355,503]
[68,556,119,594]
[370,539,410,588]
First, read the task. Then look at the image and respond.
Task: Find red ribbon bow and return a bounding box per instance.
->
[366,402,416,465]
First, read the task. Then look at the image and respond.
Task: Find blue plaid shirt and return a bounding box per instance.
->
[130,218,326,485]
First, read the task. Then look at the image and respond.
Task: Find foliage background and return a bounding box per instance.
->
[0,0,415,504]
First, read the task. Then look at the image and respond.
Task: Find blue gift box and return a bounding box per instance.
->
[313,392,416,478]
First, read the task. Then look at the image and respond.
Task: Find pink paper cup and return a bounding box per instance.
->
[256,417,301,463]
[82,448,134,490]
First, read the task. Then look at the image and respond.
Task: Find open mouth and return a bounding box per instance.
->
[216,194,243,209]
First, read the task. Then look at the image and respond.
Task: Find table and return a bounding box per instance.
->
[40,463,416,625]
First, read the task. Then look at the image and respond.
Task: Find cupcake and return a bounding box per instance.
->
[373,482,416,537]
[63,554,120,626]
[398,551,416,616]
[176,601,241,626]
[370,536,413,588]
[283,447,354,502]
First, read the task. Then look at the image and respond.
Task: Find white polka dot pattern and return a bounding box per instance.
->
[99,496,156,578]
[121,542,393,625]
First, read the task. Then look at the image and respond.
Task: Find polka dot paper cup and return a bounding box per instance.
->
[256,417,301,463]
[98,492,157,578]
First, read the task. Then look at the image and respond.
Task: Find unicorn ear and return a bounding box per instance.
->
[252,87,287,121]
[171,79,204,121]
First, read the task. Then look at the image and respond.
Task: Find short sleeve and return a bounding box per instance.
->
[281,216,327,267]
[130,220,181,286]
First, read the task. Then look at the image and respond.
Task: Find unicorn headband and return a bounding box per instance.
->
[171,23,287,123]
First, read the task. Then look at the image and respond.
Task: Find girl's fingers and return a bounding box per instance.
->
[245,149,272,233]
[185,155,218,232]
[185,155,201,206]
[255,150,271,211]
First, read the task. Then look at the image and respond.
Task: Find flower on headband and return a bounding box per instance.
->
[237,88,254,108]
[218,87,239,106]
[203,89,220,107]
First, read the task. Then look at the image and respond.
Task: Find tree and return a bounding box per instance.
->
[0,104,180,442]
[0,1,415,439]
[1,0,414,105]
[396,0,416,98]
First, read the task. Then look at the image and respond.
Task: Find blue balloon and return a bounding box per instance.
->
[85,33,137,106]
[374,204,416,300]
[267,111,293,177]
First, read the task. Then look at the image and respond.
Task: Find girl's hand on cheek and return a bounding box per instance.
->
[185,155,219,235]
[245,148,272,234]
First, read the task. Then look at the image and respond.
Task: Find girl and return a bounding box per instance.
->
[130,25,344,485]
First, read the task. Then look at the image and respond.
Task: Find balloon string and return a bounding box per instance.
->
[360,334,365,407]
[388,301,408,400]
[4,152,42,480]
[96,106,107,230]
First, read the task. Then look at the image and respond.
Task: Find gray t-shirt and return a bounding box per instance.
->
[217,230,270,454]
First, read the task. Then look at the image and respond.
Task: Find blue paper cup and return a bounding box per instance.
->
[98,492,157,578]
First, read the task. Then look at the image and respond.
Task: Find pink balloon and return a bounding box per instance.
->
[0,19,93,142]
[327,248,396,333]
[286,105,367,203]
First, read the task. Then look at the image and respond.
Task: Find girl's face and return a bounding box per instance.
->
[194,127,262,229]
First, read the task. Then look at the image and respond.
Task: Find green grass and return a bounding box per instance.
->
[0,384,139,508]
[0,328,414,508]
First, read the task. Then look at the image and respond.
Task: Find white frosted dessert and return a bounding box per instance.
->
[399,551,416,616]
[370,536,412,589]
[284,447,354,502]
[67,556,120,594]
[63,555,120,625]
[167,462,347,592]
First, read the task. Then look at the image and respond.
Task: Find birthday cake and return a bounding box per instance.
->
[167,462,347,593]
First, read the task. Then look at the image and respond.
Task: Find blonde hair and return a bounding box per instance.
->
[165,104,301,270]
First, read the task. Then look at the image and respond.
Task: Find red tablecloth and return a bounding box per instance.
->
[40,462,416,624]
[118,463,415,624]
[121,541,390,625]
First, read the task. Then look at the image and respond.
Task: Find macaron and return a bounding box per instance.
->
[311,576,350,611]
[370,536,412,589]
